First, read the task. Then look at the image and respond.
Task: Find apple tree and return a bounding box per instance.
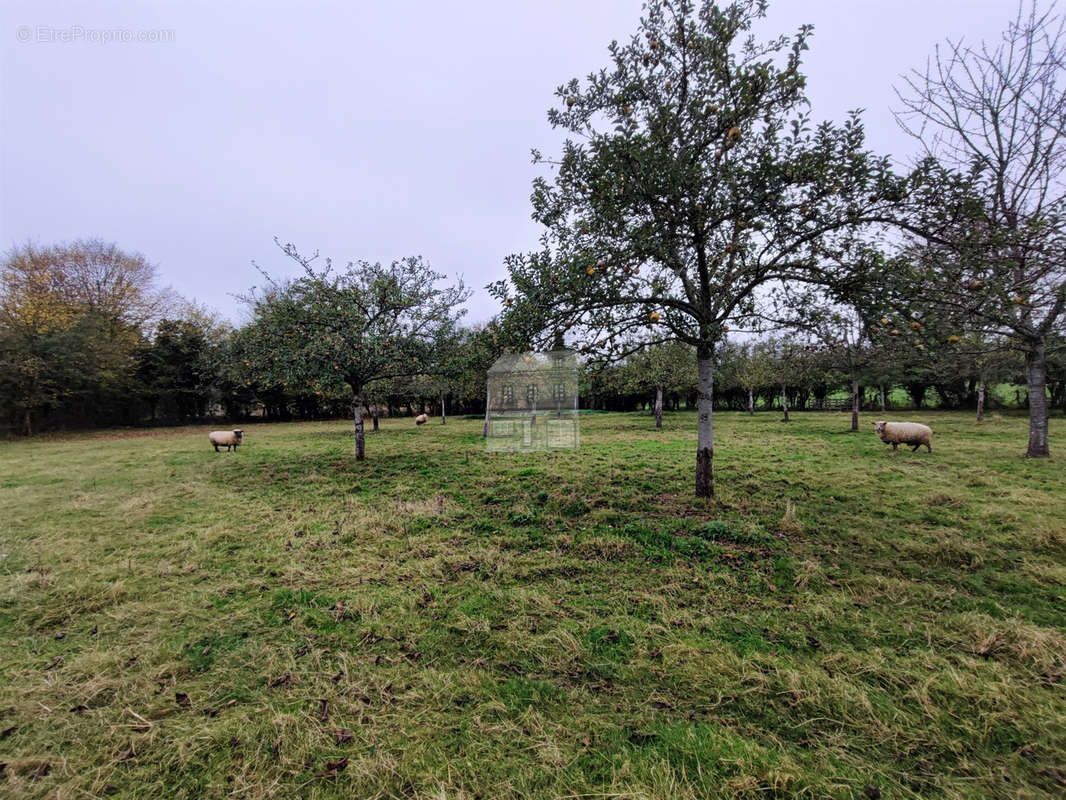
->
[242,240,469,459]
[626,340,697,427]
[772,251,896,430]
[493,0,907,495]
[733,340,775,415]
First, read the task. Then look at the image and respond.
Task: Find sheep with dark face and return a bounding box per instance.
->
[209,430,244,452]
[874,421,932,452]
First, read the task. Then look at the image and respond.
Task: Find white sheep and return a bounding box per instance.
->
[874,421,932,452]
[209,429,244,452]
[414,414,428,426]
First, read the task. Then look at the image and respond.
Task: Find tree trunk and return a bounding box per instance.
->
[483,387,490,437]
[23,408,32,437]
[372,402,379,431]
[441,390,447,425]
[879,384,886,413]
[1025,340,1050,457]
[976,379,985,423]
[654,385,663,429]
[747,387,754,415]
[781,384,789,422]
[851,377,860,431]
[353,395,365,460]
[695,345,715,497]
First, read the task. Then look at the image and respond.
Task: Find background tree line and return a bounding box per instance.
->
[2,235,1062,437]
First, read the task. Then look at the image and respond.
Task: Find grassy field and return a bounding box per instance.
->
[1,411,1065,799]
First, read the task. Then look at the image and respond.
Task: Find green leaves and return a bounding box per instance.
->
[240,242,470,423]
[500,0,894,361]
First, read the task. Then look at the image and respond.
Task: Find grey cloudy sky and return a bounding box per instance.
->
[1,0,1014,325]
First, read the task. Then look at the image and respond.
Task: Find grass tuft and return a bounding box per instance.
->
[778,499,804,535]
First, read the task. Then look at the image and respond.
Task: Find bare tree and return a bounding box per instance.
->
[896,2,1066,456]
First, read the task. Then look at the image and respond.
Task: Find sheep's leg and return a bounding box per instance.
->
[213,444,220,452]
[892,442,898,451]
[911,443,920,452]
[926,442,932,453]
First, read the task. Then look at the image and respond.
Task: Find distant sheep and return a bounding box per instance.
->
[209,430,244,452]
[874,421,932,453]
[414,414,428,426]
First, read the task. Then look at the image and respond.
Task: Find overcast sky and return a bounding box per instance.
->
[1,0,1016,326]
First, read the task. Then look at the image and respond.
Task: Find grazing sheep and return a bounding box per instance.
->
[874,421,932,452]
[209,430,244,452]
[414,414,428,426]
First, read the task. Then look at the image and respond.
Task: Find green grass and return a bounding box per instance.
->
[1,411,1065,799]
